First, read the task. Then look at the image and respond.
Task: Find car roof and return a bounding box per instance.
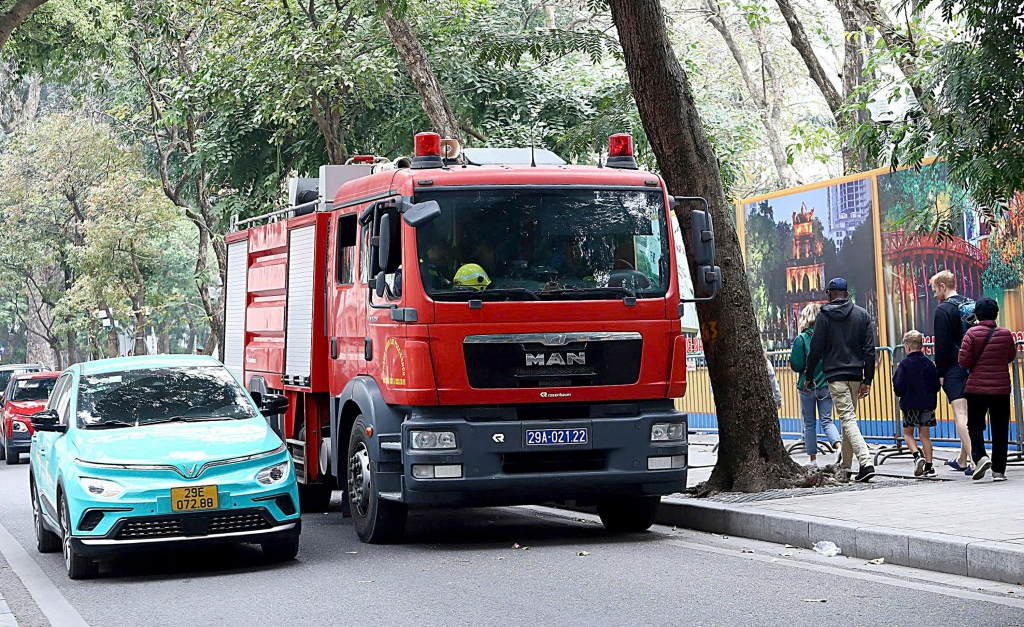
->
[77,355,224,376]
[0,363,45,372]
[11,371,61,381]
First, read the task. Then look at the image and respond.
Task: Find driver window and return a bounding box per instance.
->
[47,375,69,411]
[54,376,73,426]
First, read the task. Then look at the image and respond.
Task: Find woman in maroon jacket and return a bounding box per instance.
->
[958,298,1018,482]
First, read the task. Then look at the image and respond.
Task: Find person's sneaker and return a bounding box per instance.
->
[922,466,937,478]
[992,472,1007,482]
[973,457,992,481]
[806,459,818,468]
[914,454,926,477]
[854,465,876,482]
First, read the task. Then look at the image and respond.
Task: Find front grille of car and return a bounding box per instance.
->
[113,509,273,540]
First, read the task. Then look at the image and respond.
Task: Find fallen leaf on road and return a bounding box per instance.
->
[866,558,885,565]
[577,551,591,557]
[346,551,358,554]
[781,553,793,557]
[511,543,521,549]
[358,580,374,584]
[741,549,754,554]
[770,558,779,563]
[802,599,827,603]
[497,557,507,561]
[521,546,530,551]
[672,526,677,531]
[784,544,797,549]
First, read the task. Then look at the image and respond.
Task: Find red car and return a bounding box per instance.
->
[1,371,59,464]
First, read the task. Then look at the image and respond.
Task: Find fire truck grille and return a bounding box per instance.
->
[464,336,642,389]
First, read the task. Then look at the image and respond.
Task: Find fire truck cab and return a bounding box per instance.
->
[224,133,720,543]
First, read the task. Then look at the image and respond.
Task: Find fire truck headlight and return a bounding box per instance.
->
[651,423,686,442]
[410,431,457,450]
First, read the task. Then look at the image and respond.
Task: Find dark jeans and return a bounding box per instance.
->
[965,393,1011,473]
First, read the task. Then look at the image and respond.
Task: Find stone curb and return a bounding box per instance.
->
[658,498,1024,586]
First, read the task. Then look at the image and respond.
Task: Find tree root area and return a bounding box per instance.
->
[687,463,848,498]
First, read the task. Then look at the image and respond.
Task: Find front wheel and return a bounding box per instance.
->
[31,476,60,553]
[4,440,19,465]
[597,496,660,533]
[60,496,98,579]
[261,534,300,562]
[346,416,406,544]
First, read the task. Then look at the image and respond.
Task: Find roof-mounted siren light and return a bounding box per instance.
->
[412,132,444,169]
[350,155,375,164]
[606,133,638,170]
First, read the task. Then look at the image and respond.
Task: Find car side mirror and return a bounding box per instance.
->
[31,409,66,433]
[403,199,441,227]
[253,392,288,416]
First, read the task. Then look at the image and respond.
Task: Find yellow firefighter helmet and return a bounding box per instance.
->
[453,263,491,291]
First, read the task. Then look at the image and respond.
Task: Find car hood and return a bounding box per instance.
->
[5,400,47,416]
[72,418,281,468]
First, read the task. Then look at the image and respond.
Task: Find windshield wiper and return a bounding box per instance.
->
[86,420,135,429]
[538,286,637,299]
[431,288,540,301]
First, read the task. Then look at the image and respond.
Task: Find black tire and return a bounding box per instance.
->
[30,476,60,553]
[298,482,333,513]
[59,496,98,579]
[4,441,18,465]
[346,416,406,543]
[0,435,6,460]
[261,534,300,562]
[597,496,660,533]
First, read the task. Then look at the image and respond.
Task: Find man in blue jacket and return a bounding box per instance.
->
[805,278,877,482]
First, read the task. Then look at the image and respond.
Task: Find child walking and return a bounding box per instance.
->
[892,330,941,477]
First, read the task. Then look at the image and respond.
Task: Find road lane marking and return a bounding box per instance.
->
[0,521,89,627]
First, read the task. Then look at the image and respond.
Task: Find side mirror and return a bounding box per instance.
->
[378,213,392,272]
[403,199,441,227]
[31,409,66,433]
[253,392,288,416]
[696,265,722,298]
[375,272,387,298]
[689,209,715,267]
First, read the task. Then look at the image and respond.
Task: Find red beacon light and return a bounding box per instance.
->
[606,133,638,170]
[351,155,375,164]
[412,132,444,169]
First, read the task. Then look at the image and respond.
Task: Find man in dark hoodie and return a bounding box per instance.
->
[805,278,877,482]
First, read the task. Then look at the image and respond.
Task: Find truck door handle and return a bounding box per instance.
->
[330,338,338,360]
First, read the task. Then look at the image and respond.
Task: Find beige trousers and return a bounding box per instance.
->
[828,381,872,469]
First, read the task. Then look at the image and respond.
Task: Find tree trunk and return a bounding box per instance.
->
[836,0,868,173]
[609,0,808,494]
[849,0,923,102]
[381,9,463,143]
[703,0,798,187]
[0,0,49,53]
[774,0,843,114]
[24,276,57,366]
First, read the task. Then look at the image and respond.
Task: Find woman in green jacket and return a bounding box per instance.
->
[790,303,841,466]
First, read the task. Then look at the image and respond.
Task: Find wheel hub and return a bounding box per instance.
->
[348,443,371,517]
[60,504,71,571]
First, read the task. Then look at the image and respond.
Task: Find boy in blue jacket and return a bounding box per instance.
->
[892,330,942,477]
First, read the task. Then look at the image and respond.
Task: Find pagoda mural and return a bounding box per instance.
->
[785,204,828,337]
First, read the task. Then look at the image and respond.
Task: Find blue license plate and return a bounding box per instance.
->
[525,428,589,445]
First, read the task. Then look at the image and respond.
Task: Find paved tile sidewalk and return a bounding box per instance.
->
[0,593,19,627]
[662,434,1024,584]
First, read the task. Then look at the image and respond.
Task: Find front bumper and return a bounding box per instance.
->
[72,511,300,557]
[390,401,688,507]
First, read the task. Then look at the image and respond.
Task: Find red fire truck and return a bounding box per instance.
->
[224,132,720,543]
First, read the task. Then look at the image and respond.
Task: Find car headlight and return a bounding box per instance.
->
[410,430,457,450]
[11,420,28,433]
[79,477,124,499]
[256,461,291,485]
[651,422,686,442]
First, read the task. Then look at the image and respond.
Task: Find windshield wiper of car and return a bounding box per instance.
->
[537,286,637,300]
[86,420,135,429]
[431,287,540,301]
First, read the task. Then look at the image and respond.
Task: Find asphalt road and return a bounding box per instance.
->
[1,461,1022,627]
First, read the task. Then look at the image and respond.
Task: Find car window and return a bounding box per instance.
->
[55,379,73,426]
[77,366,258,428]
[10,378,57,402]
[47,375,70,411]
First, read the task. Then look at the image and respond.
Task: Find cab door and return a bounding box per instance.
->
[328,211,368,394]
[34,373,71,515]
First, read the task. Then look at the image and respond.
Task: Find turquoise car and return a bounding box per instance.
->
[28,355,301,579]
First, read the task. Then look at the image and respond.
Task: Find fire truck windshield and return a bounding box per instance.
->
[414,187,671,301]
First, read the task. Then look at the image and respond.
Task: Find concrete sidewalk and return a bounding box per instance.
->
[662,435,1024,585]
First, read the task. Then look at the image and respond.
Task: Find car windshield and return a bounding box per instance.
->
[10,378,57,402]
[77,366,258,428]
[414,188,671,301]
[0,368,38,392]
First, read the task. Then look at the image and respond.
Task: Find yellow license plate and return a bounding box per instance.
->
[170,485,219,512]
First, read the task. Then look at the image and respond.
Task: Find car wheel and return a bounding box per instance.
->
[597,496,660,533]
[31,477,60,553]
[298,482,333,513]
[4,440,18,465]
[59,495,98,579]
[0,433,6,461]
[346,416,406,544]
[260,535,300,562]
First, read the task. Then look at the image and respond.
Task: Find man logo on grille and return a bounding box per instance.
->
[525,352,585,366]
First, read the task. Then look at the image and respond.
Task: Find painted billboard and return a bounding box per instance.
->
[738,161,1024,349]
